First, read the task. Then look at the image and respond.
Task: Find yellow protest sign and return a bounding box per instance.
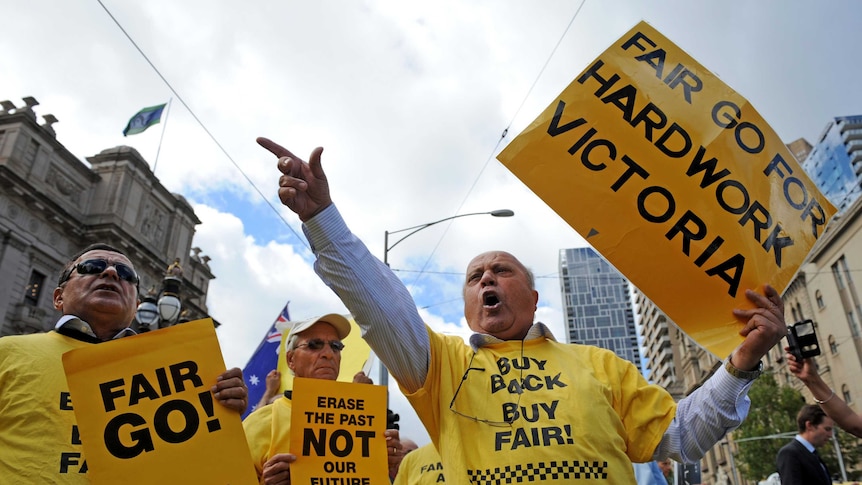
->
[277,317,372,390]
[62,319,257,484]
[498,21,836,358]
[289,377,388,485]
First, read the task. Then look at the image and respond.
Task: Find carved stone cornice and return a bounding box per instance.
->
[45,167,81,199]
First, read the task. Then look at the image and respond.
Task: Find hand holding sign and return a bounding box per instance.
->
[262,453,297,485]
[730,285,786,371]
[213,366,249,413]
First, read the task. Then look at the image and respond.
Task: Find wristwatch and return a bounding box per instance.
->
[724,354,763,380]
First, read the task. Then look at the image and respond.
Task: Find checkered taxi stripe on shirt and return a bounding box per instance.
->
[467,460,609,483]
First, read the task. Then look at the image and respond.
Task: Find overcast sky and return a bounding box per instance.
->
[3,0,861,446]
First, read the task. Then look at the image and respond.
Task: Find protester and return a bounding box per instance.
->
[0,243,248,484]
[394,443,444,485]
[657,458,672,484]
[242,314,402,484]
[786,349,862,437]
[633,459,672,485]
[390,438,418,480]
[776,404,834,485]
[402,438,419,454]
[262,137,787,483]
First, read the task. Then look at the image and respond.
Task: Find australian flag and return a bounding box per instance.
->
[241,302,289,419]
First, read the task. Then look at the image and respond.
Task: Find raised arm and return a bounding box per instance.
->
[260,138,430,392]
[787,350,862,437]
[656,285,788,462]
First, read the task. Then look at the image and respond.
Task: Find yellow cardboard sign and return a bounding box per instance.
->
[62,319,257,484]
[289,377,388,485]
[277,317,372,390]
[498,21,836,358]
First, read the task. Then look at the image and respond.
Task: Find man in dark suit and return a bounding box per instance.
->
[776,404,835,485]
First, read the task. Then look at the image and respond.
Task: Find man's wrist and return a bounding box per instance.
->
[725,353,763,380]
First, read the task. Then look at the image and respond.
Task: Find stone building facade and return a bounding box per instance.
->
[0,96,216,335]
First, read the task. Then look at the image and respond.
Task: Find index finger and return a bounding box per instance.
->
[763,284,782,305]
[257,137,298,160]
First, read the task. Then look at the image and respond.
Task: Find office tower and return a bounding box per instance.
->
[801,115,862,212]
[558,247,641,372]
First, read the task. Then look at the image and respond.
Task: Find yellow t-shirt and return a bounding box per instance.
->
[0,331,92,484]
[242,395,293,479]
[394,443,445,485]
[401,328,676,484]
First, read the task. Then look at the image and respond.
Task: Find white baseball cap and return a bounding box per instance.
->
[285,313,351,351]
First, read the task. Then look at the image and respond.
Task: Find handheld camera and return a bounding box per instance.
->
[787,319,821,362]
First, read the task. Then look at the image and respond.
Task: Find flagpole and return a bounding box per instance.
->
[152,97,172,176]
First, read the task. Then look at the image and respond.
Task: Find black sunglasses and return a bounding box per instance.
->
[61,259,139,285]
[295,339,345,352]
[449,348,523,427]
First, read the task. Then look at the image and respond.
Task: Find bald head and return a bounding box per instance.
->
[463,251,534,294]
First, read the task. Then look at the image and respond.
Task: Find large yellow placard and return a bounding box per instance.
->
[62,319,257,484]
[289,378,388,485]
[498,21,836,358]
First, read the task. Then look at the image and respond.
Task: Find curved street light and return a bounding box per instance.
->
[383,209,515,266]
[379,209,515,398]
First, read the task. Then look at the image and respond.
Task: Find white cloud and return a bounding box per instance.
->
[191,204,348,369]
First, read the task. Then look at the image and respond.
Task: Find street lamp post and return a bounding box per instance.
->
[379,209,515,393]
[135,261,185,331]
[383,209,515,266]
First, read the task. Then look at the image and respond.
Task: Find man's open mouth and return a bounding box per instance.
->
[483,292,500,308]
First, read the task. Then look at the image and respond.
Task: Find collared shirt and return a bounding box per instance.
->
[468,321,556,351]
[794,434,816,453]
[54,315,136,342]
[303,204,757,463]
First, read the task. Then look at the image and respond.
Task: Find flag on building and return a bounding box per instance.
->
[241,302,290,419]
[122,103,167,136]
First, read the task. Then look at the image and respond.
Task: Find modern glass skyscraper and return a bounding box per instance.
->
[558,247,641,372]
[802,115,862,212]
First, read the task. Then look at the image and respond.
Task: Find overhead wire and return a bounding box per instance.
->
[404,0,588,290]
[101,0,591,313]
[95,0,309,250]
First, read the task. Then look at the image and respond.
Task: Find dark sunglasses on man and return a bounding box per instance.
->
[60,259,140,285]
[295,339,345,352]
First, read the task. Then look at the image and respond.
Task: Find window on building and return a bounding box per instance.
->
[832,261,846,289]
[791,307,799,322]
[816,290,825,309]
[796,303,803,321]
[848,310,860,338]
[843,384,852,405]
[24,271,45,305]
[839,256,854,287]
[829,335,838,354]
